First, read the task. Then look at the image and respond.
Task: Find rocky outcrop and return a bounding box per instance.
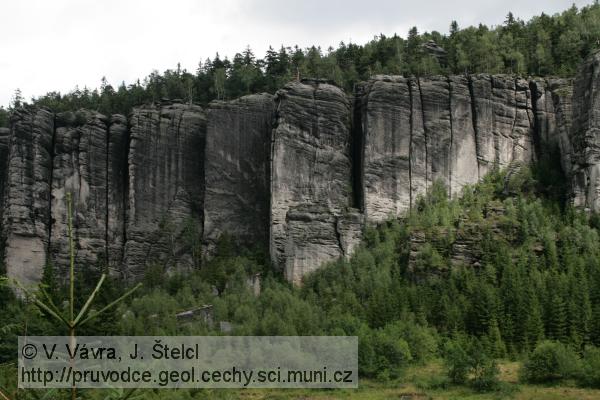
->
[49,111,109,273]
[356,76,412,222]
[530,78,573,173]
[0,128,11,210]
[2,107,54,285]
[270,80,360,283]
[107,114,128,273]
[203,94,272,253]
[356,74,533,223]
[4,51,600,285]
[124,103,206,277]
[570,51,600,212]
[449,76,479,195]
[469,75,535,176]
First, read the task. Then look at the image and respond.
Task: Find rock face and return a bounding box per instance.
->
[49,111,109,273]
[270,80,360,283]
[355,76,413,222]
[2,107,54,285]
[107,114,128,273]
[469,75,535,176]
[570,51,600,212]
[124,103,206,277]
[0,128,11,209]
[203,94,272,253]
[4,51,600,285]
[530,78,573,173]
[356,74,534,223]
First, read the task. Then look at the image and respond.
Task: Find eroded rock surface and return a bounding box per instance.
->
[2,107,54,285]
[270,80,359,283]
[570,51,600,212]
[124,102,206,277]
[469,75,535,176]
[107,114,128,273]
[356,76,412,222]
[356,74,532,224]
[4,51,600,285]
[50,110,109,272]
[203,94,272,253]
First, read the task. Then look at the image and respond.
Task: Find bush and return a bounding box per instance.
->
[520,340,581,383]
[443,337,501,391]
[471,358,500,392]
[579,346,600,388]
[444,339,472,384]
[382,319,438,363]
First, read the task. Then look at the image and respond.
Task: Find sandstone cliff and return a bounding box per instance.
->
[2,107,54,285]
[270,80,361,283]
[203,93,272,254]
[124,102,205,277]
[571,52,600,212]
[1,52,600,284]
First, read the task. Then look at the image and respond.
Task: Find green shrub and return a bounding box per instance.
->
[381,319,438,363]
[520,340,581,383]
[444,339,472,384]
[470,358,500,392]
[443,337,500,391]
[579,346,600,388]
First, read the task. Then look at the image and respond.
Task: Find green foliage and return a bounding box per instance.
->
[470,358,500,392]
[579,346,600,388]
[2,160,600,393]
[444,338,472,384]
[520,340,581,383]
[443,336,501,391]
[8,3,600,117]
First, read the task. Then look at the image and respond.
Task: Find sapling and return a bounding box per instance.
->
[5,192,141,400]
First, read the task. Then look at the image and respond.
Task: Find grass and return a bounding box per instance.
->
[3,360,600,399]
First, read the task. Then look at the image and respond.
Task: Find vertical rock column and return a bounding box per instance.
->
[49,111,109,273]
[270,80,360,284]
[2,107,54,285]
[571,51,600,211]
[107,114,128,273]
[469,75,535,175]
[358,75,480,224]
[530,78,574,174]
[124,103,205,278]
[203,93,273,253]
[0,127,11,209]
[356,76,412,223]
[418,77,453,191]
[448,76,479,195]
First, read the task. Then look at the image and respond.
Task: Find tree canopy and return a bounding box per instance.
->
[3,2,598,123]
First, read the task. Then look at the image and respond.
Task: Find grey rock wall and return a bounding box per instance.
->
[270,80,359,284]
[356,74,535,224]
[124,103,205,277]
[571,51,600,212]
[356,76,412,223]
[2,51,600,285]
[49,110,109,273]
[2,107,54,285]
[203,93,272,253]
[107,114,128,273]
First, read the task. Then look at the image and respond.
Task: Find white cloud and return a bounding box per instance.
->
[0,0,592,107]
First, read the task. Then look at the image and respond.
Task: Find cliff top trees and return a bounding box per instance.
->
[2,2,597,124]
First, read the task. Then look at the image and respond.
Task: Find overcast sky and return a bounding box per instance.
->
[0,0,593,107]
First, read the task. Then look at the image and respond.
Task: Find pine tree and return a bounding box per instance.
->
[486,318,507,358]
[547,292,567,342]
